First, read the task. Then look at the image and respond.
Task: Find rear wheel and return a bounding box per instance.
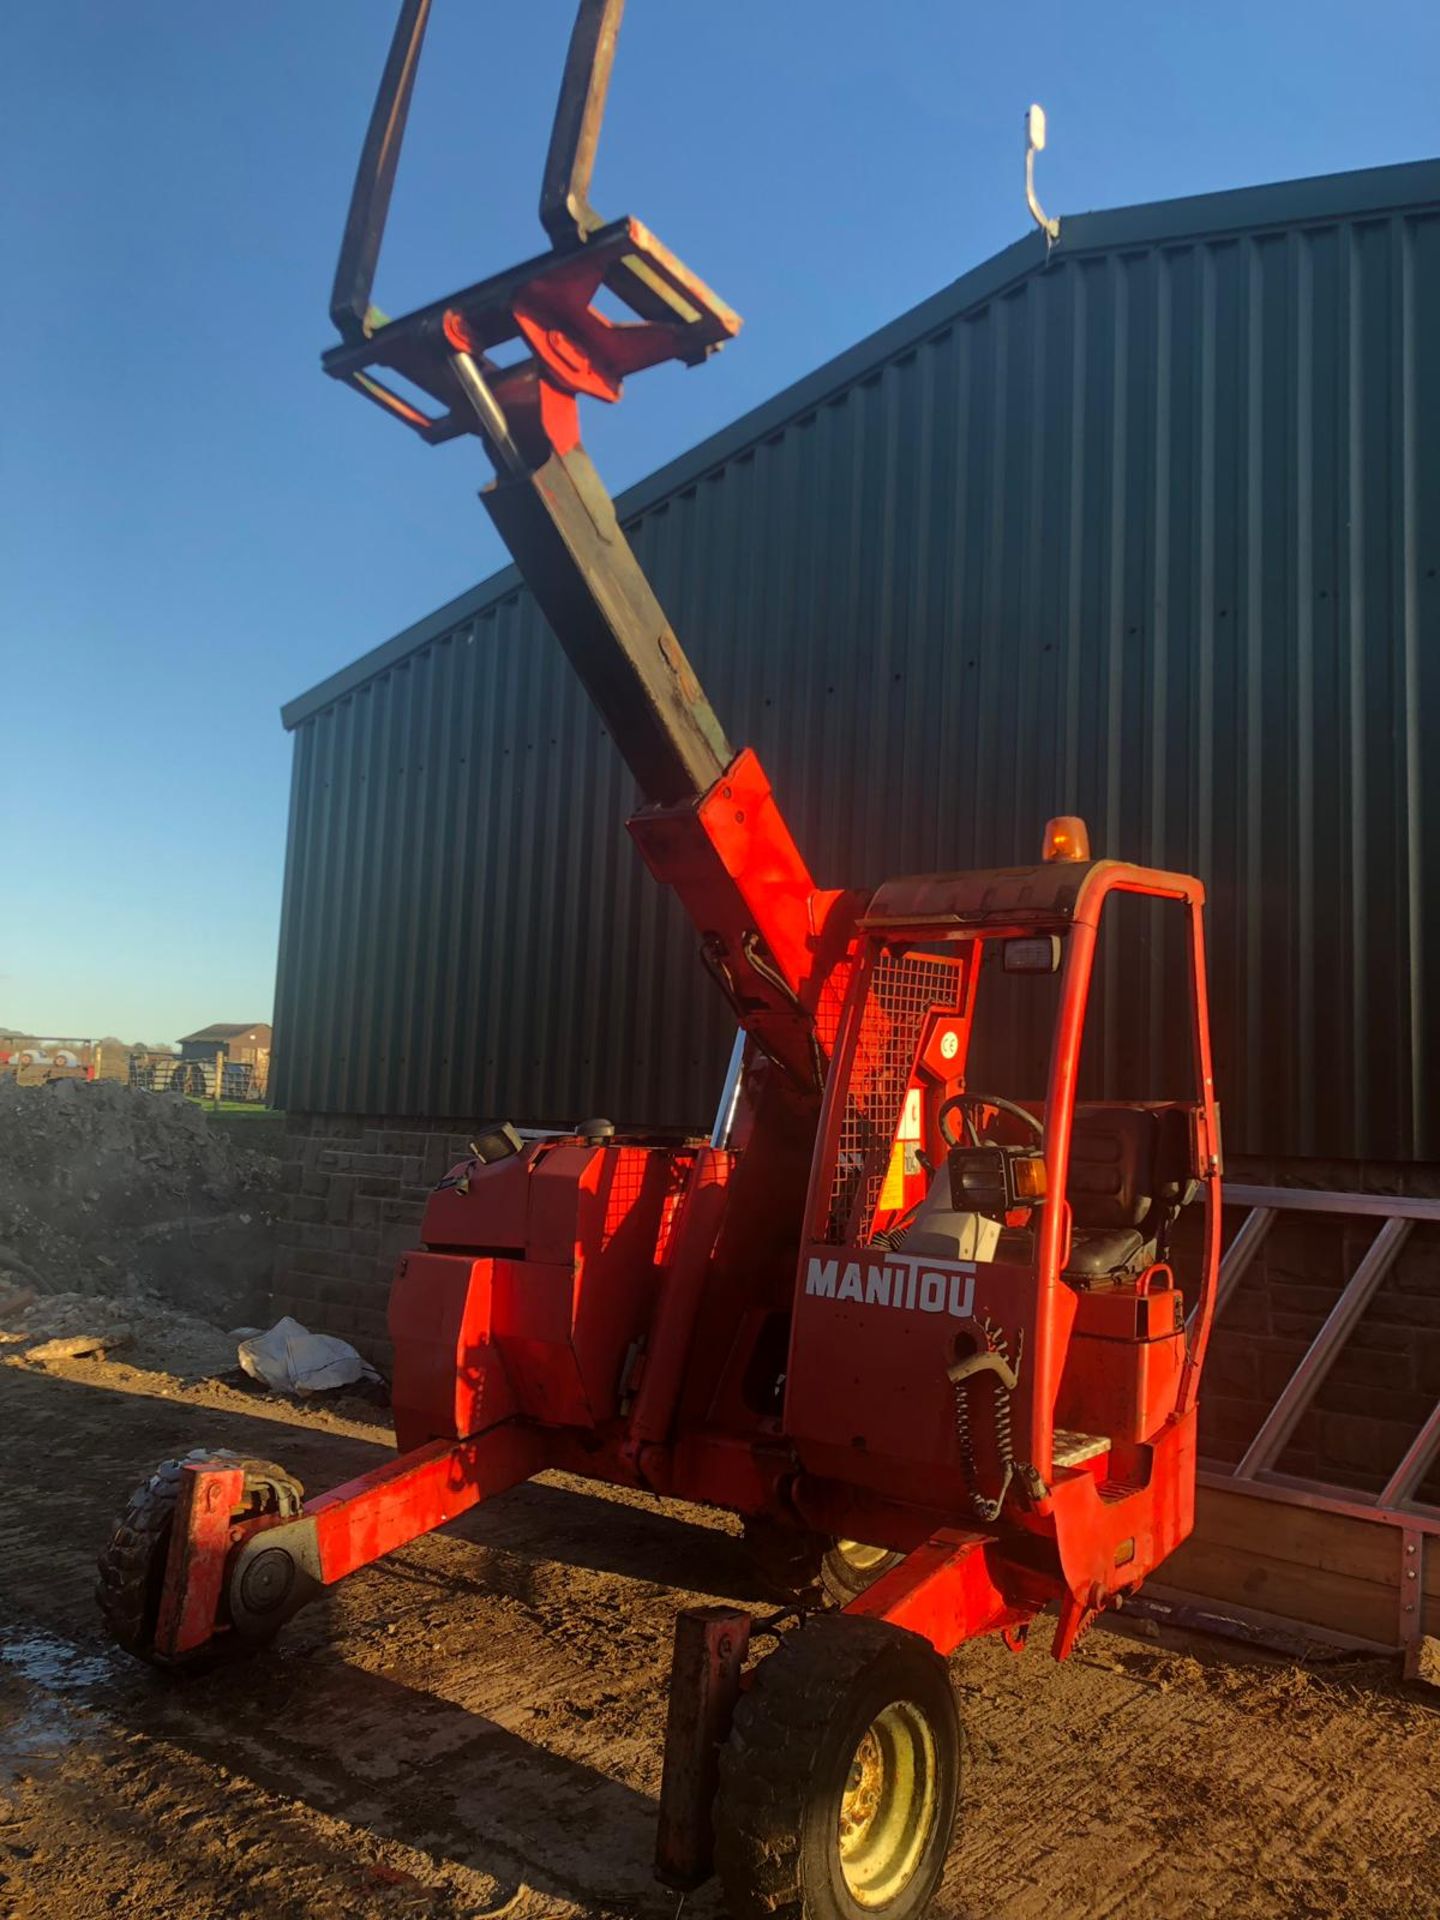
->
[822,1538,905,1606]
[744,1520,904,1608]
[714,1614,960,1920]
[96,1452,303,1668]
[742,1515,825,1600]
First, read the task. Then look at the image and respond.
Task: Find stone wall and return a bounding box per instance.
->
[272,1118,1440,1495]
[271,1114,478,1360]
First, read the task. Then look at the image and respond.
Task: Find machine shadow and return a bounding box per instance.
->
[439,1475,758,1601]
[1,1363,761,1603]
[0,1365,740,1914]
[129,1648,689,1916]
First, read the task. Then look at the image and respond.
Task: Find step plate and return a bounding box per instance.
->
[1052,1429,1111,1469]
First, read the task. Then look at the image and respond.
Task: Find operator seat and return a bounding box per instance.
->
[1063,1105,1197,1284]
[896,1104,1198,1274]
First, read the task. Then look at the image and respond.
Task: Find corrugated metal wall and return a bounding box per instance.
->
[275,163,1440,1160]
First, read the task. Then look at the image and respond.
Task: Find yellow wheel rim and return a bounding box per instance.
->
[834,1539,893,1574]
[837,1699,939,1908]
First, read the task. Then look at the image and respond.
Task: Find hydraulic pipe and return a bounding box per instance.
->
[628,1149,731,1451]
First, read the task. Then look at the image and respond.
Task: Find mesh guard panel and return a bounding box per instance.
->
[601,1149,651,1250]
[813,954,854,1059]
[824,951,964,1243]
[655,1153,696,1262]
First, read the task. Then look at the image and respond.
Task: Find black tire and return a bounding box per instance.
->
[715,1615,960,1920]
[743,1520,903,1608]
[742,1515,826,1601]
[821,1538,906,1607]
[96,1453,303,1668]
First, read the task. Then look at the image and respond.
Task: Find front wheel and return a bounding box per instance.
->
[714,1615,960,1920]
[96,1452,304,1668]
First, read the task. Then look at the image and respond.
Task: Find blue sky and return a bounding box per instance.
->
[3,0,1436,1043]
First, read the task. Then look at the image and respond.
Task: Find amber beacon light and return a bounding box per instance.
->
[1042,815,1091,862]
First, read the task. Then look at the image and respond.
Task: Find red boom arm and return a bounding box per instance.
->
[322,0,849,1093]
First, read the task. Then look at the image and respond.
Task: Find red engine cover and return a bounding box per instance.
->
[389,1140,697,1449]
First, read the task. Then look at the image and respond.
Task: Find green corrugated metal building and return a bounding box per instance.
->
[276,156,1440,1164]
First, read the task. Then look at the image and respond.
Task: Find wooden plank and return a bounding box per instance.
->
[1192,1485,1400,1587]
[1163,1536,1401,1646]
[1144,1582,1397,1656]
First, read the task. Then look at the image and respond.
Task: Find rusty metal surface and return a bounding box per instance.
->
[654,1605,750,1888]
[540,0,625,247]
[277,158,1440,1156]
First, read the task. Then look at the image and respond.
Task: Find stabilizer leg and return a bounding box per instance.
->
[157,1425,545,1660]
[655,1605,751,1889]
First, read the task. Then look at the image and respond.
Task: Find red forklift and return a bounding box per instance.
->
[97,8,1223,1915]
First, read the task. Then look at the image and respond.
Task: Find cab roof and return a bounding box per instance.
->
[862,862,1099,933]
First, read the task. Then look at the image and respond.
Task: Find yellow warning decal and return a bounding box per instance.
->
[879,1141,906,1211]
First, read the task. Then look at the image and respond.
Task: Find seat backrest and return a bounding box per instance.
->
[1066,1106,1157,1227]
[1151,1104,1201,1211]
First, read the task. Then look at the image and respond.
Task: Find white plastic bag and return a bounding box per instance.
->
[237,1315,381,1396]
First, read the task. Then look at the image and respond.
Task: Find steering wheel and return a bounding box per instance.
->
[938,1091,1045,1151]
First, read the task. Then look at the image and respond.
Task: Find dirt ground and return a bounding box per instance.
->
[0,1351,1437,1920]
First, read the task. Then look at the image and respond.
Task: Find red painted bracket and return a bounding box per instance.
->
[154,1462,246,1661]
[305,1427,545,1585]
[154,1426,546,1663]
[844,1530,1038,1657]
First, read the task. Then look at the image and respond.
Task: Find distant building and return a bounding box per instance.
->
[274,158,1439,1165]
[177,1023,273,1099]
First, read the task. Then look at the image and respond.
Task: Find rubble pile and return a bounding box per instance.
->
[0,1080,277,1348]
[0,1285,238,1379]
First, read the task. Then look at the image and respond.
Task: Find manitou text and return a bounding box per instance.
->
[803,1252,977,1318]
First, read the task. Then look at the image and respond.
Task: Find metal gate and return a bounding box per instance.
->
[1166,1185,1440,1671]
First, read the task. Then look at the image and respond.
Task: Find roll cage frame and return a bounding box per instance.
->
[804,858,1223,1487]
